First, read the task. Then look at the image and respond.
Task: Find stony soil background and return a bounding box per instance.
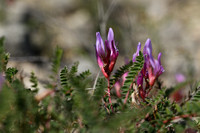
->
[0,0,200,89]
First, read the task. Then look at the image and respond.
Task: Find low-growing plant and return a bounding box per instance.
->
[0,27,199,133]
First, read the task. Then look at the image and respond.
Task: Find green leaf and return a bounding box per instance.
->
[0,85,15,121]
[51,46,63,74]
[93,78,107,102]
[77,70,91,80]
[0,36,10,72]
[110,61,133,86]
[121,51,144,99]
[60,66,71,91]
[30,72,38,92]
[191,82,200,102]
[5,67,18,83]
[69,62,79,77]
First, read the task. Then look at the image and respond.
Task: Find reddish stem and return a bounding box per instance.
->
[107,78,114,113]
[157,114,197,133]
[124,82,133,104]
[163,114,196,124]
[146,86,152,96]
[124,90,130,104]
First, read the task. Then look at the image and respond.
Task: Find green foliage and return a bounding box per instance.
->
[60,66,70,91]
[93,77,107,101]
[77,69,91,79]
[5,67,18,83]
[69,62,79,77]
[0,38,200,132]
[59,62,85,96]
[2,52,10,71]
[0,36,10,72]
[0,85,15,121]
[30,72,38,92]
[51,46,63,75]
[136,82,200,132]
[0,36,5,54]
[145,89,166,106]
[121,51,144,97]
[191,82,200,102]
[110,61,133,86]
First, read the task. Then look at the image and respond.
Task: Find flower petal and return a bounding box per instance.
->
[143,38,152,56]
[107,28,114,44]
[105,40,110,62]
[157,53,164,75]
[132,42,141,62]
[96,32,105,56]
[158,53,162,65]
[137,73,143,87]
[95,45,104,68]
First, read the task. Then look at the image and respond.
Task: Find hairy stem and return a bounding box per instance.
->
[107,78,114,113]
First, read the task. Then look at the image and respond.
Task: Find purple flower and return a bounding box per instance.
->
[132,38,164,100]
[143,39,153,69]
[137,73,146,99]
[132,42,141,62]
[141,39,153,78]
[148,52,164,86]
[142,39,164,86]
[175,73,186,83]
[95,28,119,78]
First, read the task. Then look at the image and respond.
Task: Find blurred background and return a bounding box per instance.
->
[0,0,200,88]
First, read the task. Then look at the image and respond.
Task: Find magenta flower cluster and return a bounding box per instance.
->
[133,39,164,99]
[95,28,119,79]
[95,28,164,101]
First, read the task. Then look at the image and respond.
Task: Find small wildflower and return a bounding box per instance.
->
[148,52,164,86]
[143,39,164,86]
[132,38,164,100]
[95,28,119,79]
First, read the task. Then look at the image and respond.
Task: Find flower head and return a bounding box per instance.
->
[148,52,164,86]
[132,38,164,100]
[142,39,164,86]
[95,28,118,78]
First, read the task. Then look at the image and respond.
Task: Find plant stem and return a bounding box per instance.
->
[163,114,196,124]
[107,78,114,113]
[124,82,133,104]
